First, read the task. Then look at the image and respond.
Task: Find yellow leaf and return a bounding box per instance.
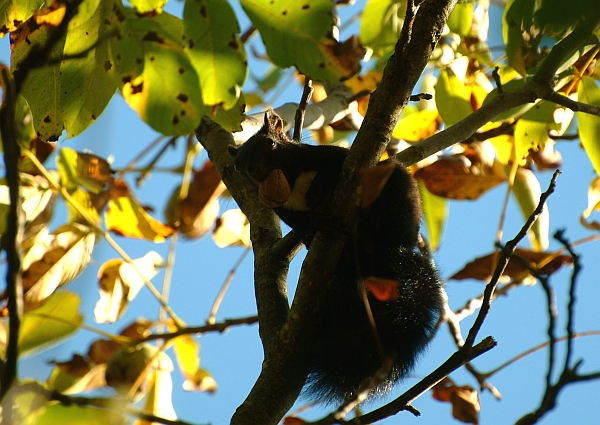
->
[393,109,441,142]
[106,196,175,242]
[212,209,251,248]
[134,366,177,425]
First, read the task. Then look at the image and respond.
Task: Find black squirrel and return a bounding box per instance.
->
[228,110,443,403]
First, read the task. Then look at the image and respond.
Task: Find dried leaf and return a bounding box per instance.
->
[450,248,573,282]
[22,223,95,305]
[414,154,506,200]
[432,378,480,424]
[166,161,226,239]
[360,162,396,208]
[47,355,107,394]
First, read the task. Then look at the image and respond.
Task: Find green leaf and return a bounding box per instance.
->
[435,68,473,127]
[29,404,127,425]
[0,0,41,35]
[514,100,560,161]
[534,0,589,34]
[577,77,600,176]
[419,181,447,252]
[512,167,549,251]
[447,2,474,37]
[112,8,208,135]
[502,0,537,75]
[483,77,537,121]
[129,0,167,14]
[241,0,361,82]
[183,0,247,109]
[18,291,83,356]
[11,23,66,142]
[359,0,406,57]
[60,0,118,138]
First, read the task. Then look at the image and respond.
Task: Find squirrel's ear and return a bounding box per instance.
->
[264,109,283,134]
[228,145,238,157]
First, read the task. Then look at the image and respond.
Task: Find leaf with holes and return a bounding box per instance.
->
[241,0,364,82]
[183,0,247,109]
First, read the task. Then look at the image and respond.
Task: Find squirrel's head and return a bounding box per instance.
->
[228,110,295,183]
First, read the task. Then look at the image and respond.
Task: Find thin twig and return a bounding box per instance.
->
[207,248,251,324]
[293,78,314,141]
[464,170,561,348]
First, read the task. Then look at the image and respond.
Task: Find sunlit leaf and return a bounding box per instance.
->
[105,344,160,396]
[112,8,207,135]
[393,109,441,142]
[29,403,127,425]
[502,0,537,75]
[581,177,600,230]
[360,0,406,57]
[512,167,549,251]
[94,251,163,323]
[183,0,246,109]
[19,291,83,356]
[414,154,506,200]
[0,0,42,34]
[60,0,118,138]
[577,76,600,175]
[134,366,177,425]
[419,181,448,251]
[514,101,560,162]
[11,21,66,141]
[47,355,107,394]
[57,148,114,194]
[129,0,167,14]
[450,248,572,282]
[447,2,474,37]
[435,69,473,127]
[106,196,175,242]
[241,0,364,82]
[22,223,95,304]
[212,208,251,248]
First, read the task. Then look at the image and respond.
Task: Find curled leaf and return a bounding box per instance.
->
[94,251,163,324]
[22,223,95,305]
[212,209,251,248]
[106,196,175,242]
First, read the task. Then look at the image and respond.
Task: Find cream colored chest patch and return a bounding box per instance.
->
[283,171,317,211]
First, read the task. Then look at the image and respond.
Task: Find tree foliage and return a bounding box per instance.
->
[0,0,600,424]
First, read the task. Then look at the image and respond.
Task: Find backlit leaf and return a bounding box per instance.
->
[393,109,441,142]
[419,181,448,252]
[241,0,364,82]
[22,223,95,305]
[135,367,177,425]
[514,101,560,162]
[19,291,83,356]
[183,0,247,109]
[106,196,175,242]
[112,8,207,135]
[30,403,127,425]
[129,0,167,14]
[60,0,118,138]
[94,252,163,323]
[0,0,42,34]
[360,0,406,57]
[212,208,251,248]
[512,167,549,251]
[447,2,474,37]
[435,69,473,127]
[577,76,600,175]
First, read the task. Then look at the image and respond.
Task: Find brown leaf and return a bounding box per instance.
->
[450,248,573,282]
[166,161,226,239]
[88,339,123,365]
[432,379,480,424]
[50,354,91,377]
[360,162,396,208]
[414,154,506,200]
[21,223,95,305]
[259,168,291,208]
[327,36,366,81]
